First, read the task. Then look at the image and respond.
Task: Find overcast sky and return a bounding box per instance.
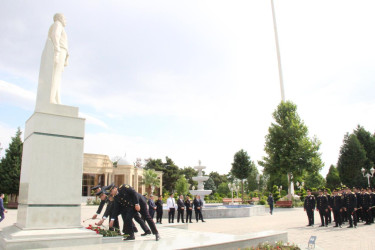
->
[1,0,374,177]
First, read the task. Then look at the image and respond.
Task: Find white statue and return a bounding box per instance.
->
[35,13,69,110]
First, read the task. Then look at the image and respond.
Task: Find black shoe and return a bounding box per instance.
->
[319,225,324,227]
[123,236,135,241]
[160,222,162,224]
[202,220,206,222]
[339,225,342,228]
[134,228,138,233]
[325,225,328,227]
[155,233,160,241]
[190,221,193,223]
[141,231,152,236]
[306,225,311,227]
[334,225,338,227]
[347,225,353,228]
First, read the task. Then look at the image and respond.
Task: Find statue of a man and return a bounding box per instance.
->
[35,13,69,110]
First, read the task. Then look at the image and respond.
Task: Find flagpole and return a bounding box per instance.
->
[271,0,285,102]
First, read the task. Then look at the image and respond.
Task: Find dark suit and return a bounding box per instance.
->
[155,199,163,223]
[267,196,274,214]
[193,198,204,222]
[103,200,119,231]
[148,198,157,219]
[177,198,185,223]
[304,195,315,226]
[185,199,193,222]
[0,198,5,222]
[344,192,357,227]
[332,194,343,227]
[316,195,329,226]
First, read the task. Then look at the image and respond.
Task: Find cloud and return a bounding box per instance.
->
[79,112,109,129]
[0,80,35,110]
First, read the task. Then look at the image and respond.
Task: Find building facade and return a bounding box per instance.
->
[82,153,163,198]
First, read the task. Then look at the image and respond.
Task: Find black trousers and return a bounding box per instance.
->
[139,199,158,235]
[327,209,332,223]
[333,209,341,226]
[177,208,185,223]
[306,209,314,225]
[156,210,163,223]
[269,204,274,214]
[363,207,372,223]
[168,208,175,223]
[319,209,328,226]
[149,208,155,219]
[195,209,203,222]
[186,209,193,222]
[133,211,150,233]
[347,209,357,226]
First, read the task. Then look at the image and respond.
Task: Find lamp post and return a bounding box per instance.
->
[228,183,234,204]
[361,167,375,187]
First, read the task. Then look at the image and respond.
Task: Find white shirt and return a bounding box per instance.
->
[167,197,176,209]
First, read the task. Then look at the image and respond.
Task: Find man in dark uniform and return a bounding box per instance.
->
[316,189,329,227]
[340,187,347,224]
[368,188,374,224]
[344,187,357,228]
[90,185,106,220]
[354,187,362,223]
[304,189,315,226]
[109,184,160,241]
[185,196,193,223]
[324,189,332,223]
[331,189,342,227]
[94,189,120,231]
[267,193,274,215]
[148,195,157,220]
[155,195,163,224]
[361,188,372,225]
[193,195,205,222]
[370,188,375,223]
[177,195,185,223]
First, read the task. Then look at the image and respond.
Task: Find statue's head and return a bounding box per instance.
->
[53,13,66,27]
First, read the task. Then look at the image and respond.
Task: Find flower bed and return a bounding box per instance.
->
[244,241,300,250]
[86,224,124,237]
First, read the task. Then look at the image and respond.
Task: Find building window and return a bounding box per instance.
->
[114,175,124,187]
[82,174,105,196]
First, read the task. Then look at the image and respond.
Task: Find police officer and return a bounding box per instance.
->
[361,188,372,225]
[354,187,362,223]
[94,190,120,232]
[324,189,332,224]
[316,189,329,227]
[368,188,374,224]
[344,187,357,228]
[90,185,106,220]
[304,189,315,227]
[109,184,160,241]
[339,187,347,224]
[331,189,342,228]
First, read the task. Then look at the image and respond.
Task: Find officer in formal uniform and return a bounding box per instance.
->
[155,195,163,224]
[339,187,347,224]
[368,188,374,223]
[109,184,160,241]
[90,185,106,220]
[304,189,315,226]
[177,195,185,223]
[331,189,342,227]
[344,187,357,228]
[316,189,329,227]
[94,189,120,232]
[361,188,372,225]
[185,196,193,223]
[324,189,332,223]
[354,187,362,223]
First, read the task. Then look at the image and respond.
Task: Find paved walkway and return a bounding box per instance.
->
[1,206,375,249]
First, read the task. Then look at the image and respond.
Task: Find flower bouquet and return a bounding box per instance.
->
[86,224,126,237]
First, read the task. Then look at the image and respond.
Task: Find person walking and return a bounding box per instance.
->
[167,193,176,223]
[0,194,8,223]
[267,193,274,215]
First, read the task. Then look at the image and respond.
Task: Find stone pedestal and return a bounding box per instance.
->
[0,104,102,249]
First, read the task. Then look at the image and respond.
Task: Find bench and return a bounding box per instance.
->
[222,198,242,204]
[275,200,293,208]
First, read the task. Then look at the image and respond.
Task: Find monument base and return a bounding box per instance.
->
[0,225,101,249]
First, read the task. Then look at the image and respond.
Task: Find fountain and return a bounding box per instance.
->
[189,161,212,202]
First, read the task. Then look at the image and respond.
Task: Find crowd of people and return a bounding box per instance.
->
[91,183,206,242]
[304,187,375,228]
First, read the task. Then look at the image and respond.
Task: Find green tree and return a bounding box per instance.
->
[145,157,180,193]
[180,167,198,188]
[175,175,189,195]
[325,165,341,190]
[272,185,281,202]
[231,149,255,202]
[217,182,231,197]
[142,169,160,195]
[246,168,259,192]
[0,128,23,200]
[208,171,228,190]
[337,133,368,187]
[259,101,323,200]
[304,171,325,189]
[204,177,216,193]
